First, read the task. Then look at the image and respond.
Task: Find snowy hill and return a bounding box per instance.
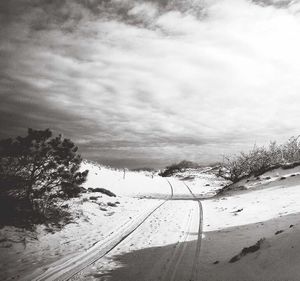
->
[80,160,171,198]
[1,161,172,280]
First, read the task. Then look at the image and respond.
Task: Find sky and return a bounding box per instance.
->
[1,0,300,169]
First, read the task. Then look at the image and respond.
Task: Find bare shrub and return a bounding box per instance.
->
[220,136,300,183]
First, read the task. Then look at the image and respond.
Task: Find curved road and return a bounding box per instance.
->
[32,179,203,281]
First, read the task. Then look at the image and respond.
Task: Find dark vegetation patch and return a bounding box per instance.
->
[180,175,195,181]
[229,238,265,263]
[88,187,116,197]
[0,196,73,230]
[232,208,243,214]
[89,196,100,201]
[107,202,118,207]
[0,128,88,230]
[217,185,247,195]
[282,161,300,169]
[159,160,200,177]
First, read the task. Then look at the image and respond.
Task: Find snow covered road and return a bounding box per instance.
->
[25,178,204,281]
[70,200,202,281]
[68,181,203,281]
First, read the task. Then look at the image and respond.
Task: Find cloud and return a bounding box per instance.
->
[1,0,300,168]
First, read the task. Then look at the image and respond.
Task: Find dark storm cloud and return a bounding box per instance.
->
[1,0,300,168]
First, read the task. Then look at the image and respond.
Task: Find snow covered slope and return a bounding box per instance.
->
[1,161,172,281]
[80,161,170,197]
[203,165,300,231]
[199,165,300,280]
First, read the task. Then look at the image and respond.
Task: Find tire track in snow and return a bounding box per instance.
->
[158,179,203,281]
[167,179,174,198]
[28,182,174,281]
[160,207,195,281]
[183,181,203,281]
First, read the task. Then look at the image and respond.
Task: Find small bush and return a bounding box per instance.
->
[159,160,199,177]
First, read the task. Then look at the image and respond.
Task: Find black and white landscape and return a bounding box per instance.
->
[1,1,300,281]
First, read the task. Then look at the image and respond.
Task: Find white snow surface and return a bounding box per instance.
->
[2,161,300,280]
[1,161,174,280]
[80,161,171,197]
[0,194,162,281]
[203,167,300,232]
